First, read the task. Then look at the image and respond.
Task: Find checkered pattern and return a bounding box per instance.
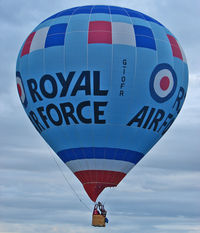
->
[21,23,67,57]
[20,18,186,61]
[88,21,155,50]
[30,27,49,52]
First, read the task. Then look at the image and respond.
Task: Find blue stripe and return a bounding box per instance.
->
[41,7,79,23]
[57,147,144,164]
[143,14,163,26]
[92,6,110,14]
[109,6,128,16]
[41,6,163,27]
[74,6,93,14]
[58,7,79,16]
[124,8,144,19]
[42,13,60,22]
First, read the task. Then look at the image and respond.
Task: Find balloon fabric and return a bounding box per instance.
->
[16,5,188,202]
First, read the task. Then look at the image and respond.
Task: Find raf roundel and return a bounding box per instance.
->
[16,72,28,108]
[149,63,177,103]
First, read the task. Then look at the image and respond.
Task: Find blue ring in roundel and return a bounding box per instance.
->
[149,63,177,103]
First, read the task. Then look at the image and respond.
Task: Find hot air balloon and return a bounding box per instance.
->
[16,5,188,206]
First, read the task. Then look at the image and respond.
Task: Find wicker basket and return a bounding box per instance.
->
[92,215,105,227]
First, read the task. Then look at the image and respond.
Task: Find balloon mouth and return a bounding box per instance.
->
[83,183,115,202]
[74,170,126,201]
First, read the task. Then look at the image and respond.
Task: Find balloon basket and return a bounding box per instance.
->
[92,215,105,227]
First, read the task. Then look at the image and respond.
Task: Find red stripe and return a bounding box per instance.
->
[74,170,126,202]
[74,170,126,185]
[21,32,36,57]
[167,34,183,60]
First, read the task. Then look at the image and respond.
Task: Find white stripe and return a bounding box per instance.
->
[66,159,134,174]
[30,27,49,52]
[112,22,136,46]
[179,43,187,63]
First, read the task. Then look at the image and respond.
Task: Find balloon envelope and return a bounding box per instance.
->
[16,5,188,202]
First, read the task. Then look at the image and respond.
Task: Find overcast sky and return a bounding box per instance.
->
[0,0,200,232]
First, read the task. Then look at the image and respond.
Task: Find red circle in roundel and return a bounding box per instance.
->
[17,83,22,97]
[160,76,170,91]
